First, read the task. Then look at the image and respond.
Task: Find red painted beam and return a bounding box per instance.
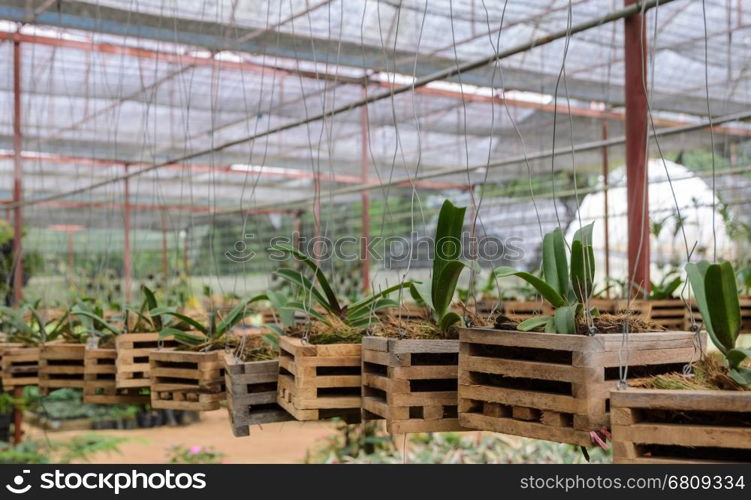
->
[624,0,650,296]
[0,152,470,191]
[12,38,23,305]
[2,199,298,215]
[123,165,132,303]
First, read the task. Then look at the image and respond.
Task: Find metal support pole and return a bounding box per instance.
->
[12,37,23,305]
[602,120,611,299]
[123,165,132,303]
[360,86,370,293]
[624,0,650,296]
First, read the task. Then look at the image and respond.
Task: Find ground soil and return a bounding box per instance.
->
[25,410,335,464]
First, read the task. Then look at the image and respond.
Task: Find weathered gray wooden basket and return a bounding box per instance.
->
[224,354,291,437]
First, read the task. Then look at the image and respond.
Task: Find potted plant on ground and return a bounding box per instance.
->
[270,242,409,422]
[362,200,477,434]
[458,224,699,447]
[611,260,750,463]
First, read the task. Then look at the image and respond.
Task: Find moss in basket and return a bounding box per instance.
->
[636,261,751,391]
[269,242,410,345]
[492,223,662,335]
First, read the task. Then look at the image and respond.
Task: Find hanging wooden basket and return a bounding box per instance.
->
[83,347,149,405]
[501,300,553,320]
[611,388,751,463]
[39,343,86,393]
[150,349,225,411]
[458,327,700,446]
[277,337,361,422]
[0,344,39,389]
[115,333,178,388]
[224,354,292,437]
[362,337,465,434]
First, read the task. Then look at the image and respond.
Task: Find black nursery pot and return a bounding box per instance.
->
[0,412,12,442]
[136,412,152,428]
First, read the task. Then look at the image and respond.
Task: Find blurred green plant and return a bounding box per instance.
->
[0,434,127,464]
[305,421,610,464]
[167,444,225,464]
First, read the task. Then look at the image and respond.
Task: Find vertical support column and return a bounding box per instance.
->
[360,86,371,293]
[123,165,132,303]
[602,120,611,299]
[624,0,650,296]
[12,37,23,305]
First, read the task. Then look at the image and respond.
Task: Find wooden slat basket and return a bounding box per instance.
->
[150,350,225,411]
[501,300,553,320]
[224,354,292,437]
[83,348,149,405]
[458,327,700,446]
[277,336,361,422]
[611,389,751,463]
[0,343,40,389]
[362,337,464,434]
[39,343,86,393]
[115,333,178,388]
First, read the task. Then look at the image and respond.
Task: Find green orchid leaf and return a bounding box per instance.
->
[433,261,468,319]
[705,262,740,353]
[271,243,342,315]
[160,327,205,347]
[217,293,268,336]
[274,268,331,314]
[726,348,751,369]
[493,267,565,308]
[432,200,466,302]
[151,309,208,335]
[570,239,595,303]
[728,367,751,387]
[438,311,463,333]
[573,222,595,246]
[542,228,569,298]
[517,316,552,332]
[554,305,578,334]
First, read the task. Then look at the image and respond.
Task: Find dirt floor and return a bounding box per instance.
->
[26,411,336,464]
